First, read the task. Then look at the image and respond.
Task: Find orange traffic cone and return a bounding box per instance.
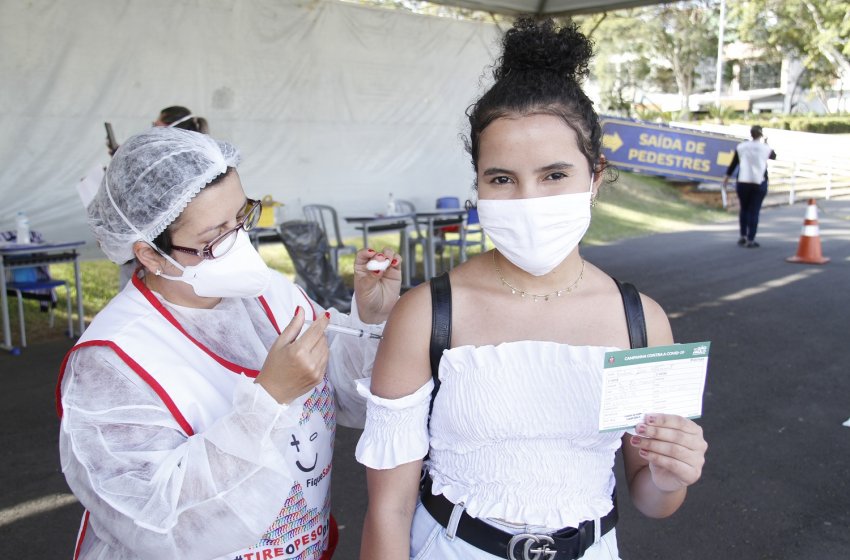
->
[786,199,830,265]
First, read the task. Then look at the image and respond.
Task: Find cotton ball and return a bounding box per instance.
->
[366,259,390,271]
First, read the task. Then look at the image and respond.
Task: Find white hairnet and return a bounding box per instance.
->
[88,127,241,264]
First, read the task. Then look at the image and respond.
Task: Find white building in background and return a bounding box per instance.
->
[629,41,849,116]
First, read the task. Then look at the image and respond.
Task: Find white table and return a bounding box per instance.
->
[344,214,414,287]
[415,209,467,280]
[248,227,280,249]
[0,241,85,352]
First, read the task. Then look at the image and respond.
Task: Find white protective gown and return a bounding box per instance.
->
[58,271,381,559]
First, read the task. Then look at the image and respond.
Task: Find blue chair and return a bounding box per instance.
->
[435,197,462,234]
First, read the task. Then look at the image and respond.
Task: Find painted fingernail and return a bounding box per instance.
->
[391,258,398,266]
[366,248,375,253]
[373,270,381,275]
[647,415,657,424]
[293,306,301,317]
[377,253,385,258]
[324,311,331,319]
[639,449,649,457]
[631,436,642,446]
[636,424,646,435]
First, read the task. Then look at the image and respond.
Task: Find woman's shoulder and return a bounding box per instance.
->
[574,262,673,347]
[637,290,673,346]
[598,268,672,346]
[390,280,432,323]
[368,257,494,399]
[369,282,434,398]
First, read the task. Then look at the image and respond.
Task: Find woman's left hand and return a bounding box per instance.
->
[629,413,707,492]
[352,247,402,324]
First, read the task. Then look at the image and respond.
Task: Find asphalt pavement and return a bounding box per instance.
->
[2,198,848,559]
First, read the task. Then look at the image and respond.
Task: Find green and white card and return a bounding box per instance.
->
[599,342,711,432]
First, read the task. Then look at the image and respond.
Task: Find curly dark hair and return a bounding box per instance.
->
[466,17,603,178]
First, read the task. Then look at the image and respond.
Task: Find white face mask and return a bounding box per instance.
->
[476,175,594,276]
[157,229,272,298]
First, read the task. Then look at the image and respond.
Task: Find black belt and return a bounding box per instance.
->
[420,476,617,560]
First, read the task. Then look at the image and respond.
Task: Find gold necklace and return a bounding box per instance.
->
[492,251,585,302]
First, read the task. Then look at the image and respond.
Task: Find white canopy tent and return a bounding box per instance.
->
[427,0,674,16]
[1,0,670,257]
[1,0,506,256]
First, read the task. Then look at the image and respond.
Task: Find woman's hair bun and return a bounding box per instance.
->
[495,17,593,82]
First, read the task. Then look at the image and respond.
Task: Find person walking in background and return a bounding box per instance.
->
[356,18,707,560]
[723,125,776,248]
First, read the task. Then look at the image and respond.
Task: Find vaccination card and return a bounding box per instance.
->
[598,341,710,432]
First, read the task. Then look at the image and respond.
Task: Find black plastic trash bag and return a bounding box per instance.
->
[278,220,352,313]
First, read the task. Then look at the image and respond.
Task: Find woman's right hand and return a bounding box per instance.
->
[256,306,330,404]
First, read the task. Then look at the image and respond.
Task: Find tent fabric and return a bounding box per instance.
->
[0,0,502,257]
[427,0,674,17]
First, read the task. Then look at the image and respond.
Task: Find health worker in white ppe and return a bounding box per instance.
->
[58,127,401,559]
[357,18,708,560]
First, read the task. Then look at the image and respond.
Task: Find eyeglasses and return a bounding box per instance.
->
[171,198,262,259]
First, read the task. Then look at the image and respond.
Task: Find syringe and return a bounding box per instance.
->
[305,321,383,340]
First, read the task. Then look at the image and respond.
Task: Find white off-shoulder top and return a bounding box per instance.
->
[355,340,626,530]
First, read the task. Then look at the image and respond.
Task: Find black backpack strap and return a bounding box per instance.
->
[428,273,452,417]
[614,278,647,349]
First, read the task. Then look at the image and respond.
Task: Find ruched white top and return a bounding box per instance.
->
[355,340,626,530]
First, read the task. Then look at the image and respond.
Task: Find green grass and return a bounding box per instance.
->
[8,171,727,347]
[586,172,726,244]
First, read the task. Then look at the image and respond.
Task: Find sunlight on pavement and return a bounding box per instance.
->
[0,493,78,528]
[668,269,822,319]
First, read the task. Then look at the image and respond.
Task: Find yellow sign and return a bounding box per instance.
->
[258,195,283,228]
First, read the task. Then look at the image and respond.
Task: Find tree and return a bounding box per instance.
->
[582,2,717,119]
[641,1,718,119]
[580,12,654,115]
[733,0,850,96]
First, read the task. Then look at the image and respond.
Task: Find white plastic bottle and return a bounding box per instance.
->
[386,192,396,216]
[15,211,31,244]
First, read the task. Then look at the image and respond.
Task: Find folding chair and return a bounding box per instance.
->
[302,204,357,274]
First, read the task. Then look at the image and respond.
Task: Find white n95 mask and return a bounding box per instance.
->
[477,176,594,276]
[157,229,272,298]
